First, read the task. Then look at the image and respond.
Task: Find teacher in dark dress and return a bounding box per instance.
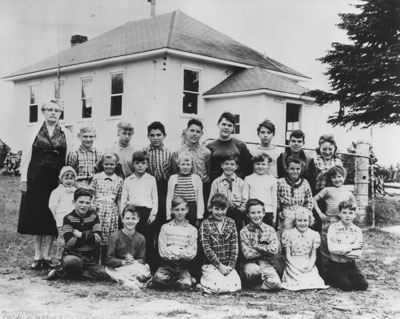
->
[206,112,252,182]
[18,99,74,270]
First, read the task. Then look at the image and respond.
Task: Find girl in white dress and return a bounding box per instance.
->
[281,207,329,291]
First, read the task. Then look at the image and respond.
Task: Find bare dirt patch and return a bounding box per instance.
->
[1,176,400,319]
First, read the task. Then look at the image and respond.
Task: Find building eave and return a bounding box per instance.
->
[203,88,315,102]
[3,47,310,83]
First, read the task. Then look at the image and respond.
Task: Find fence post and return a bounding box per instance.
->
[354,141,369,226]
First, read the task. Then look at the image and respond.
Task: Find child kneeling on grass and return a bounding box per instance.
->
[105,204,151,289]
[281,207,328,291]
[199,194,241,293]
[240,199,281,291]
[327,200,368,291]
[47,188,110,281]
[153,196,198,290]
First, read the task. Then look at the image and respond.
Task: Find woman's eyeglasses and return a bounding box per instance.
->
[44,108,62,113]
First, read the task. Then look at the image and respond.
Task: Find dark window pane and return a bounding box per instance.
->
[182,92,198,114]
[82,98,92,118]
[110,95,122,116]
[111,73,124,94]
[234,115,240,134]
[184,69,199,92]
[29,105,38,123]
[286,103,300,122]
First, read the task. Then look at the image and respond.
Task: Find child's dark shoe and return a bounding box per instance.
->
[30,259,42,270]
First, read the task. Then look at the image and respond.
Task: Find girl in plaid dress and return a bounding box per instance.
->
[90,151,123,265]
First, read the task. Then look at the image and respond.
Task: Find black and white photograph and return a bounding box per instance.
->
[0,0,399,318]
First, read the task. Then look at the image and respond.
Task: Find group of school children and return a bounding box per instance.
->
[44,115,368,293]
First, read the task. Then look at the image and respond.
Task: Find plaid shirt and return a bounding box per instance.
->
[67,146,101,182]
[90,172,123,204]
[62,209,102,258]
[208,174,246,210]
[240,222,279,261]
[277,178,313,211]
[327,221,363,263]
[144,145,172,182]
[199,217,238,268]
[310,155,343,193]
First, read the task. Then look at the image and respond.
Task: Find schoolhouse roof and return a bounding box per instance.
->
[203,67,309,97]
[5,11,308,80]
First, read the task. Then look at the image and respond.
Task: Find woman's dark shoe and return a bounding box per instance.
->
[30,259,42,270]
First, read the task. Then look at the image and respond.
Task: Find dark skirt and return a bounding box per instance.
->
[18,126,66,236]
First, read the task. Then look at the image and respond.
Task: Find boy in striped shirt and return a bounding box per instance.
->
[47,188,110,281]
[153,196,198,290]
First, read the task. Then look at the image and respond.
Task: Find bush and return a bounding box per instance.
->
[367,196,400,226]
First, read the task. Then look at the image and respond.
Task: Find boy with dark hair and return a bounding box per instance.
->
[327,201,368,291]
[250,119,279,177]
[277,129,311,179]
[145,121,172,232]
[47,188,110,281]
[207,112,252,182]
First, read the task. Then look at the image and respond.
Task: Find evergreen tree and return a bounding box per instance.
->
[308,0,400,127]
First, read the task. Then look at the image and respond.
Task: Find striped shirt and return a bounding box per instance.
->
[144,145,172,182]
[277,178,313,211]
[314,186,356,219]
[174,174,197,202]
[67,145,101,182]
[199,216,238,268]
[240,222,279,261]
[171,144,211,182]
[62,209,102,258]
[158,220,198,262]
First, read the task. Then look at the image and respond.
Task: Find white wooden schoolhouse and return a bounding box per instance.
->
[4,10,321,150]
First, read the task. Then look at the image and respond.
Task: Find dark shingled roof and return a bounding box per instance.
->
[203,67,309,96]
[6,11,308,79]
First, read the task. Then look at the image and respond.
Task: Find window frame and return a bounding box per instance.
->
[80,75,94,119]
[109,71,124,117]
[233,113,241,135]
[285,102,302,143]
[182,67,201,116]
[28,83,40,123]
[53,78,66,120]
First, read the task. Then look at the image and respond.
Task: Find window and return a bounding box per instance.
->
[54,80,65,120]
[29,84,39,123]
[286,103,301,143]
[233,114,240,134]
[81,77,93,118]
[182,69,200,114]
[110,72,123,116]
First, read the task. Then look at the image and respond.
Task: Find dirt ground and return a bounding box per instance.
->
[1,175,400,319]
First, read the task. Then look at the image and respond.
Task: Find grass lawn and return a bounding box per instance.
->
[1,175,400,319]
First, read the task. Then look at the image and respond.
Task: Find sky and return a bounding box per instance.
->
[0,0,398,166]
